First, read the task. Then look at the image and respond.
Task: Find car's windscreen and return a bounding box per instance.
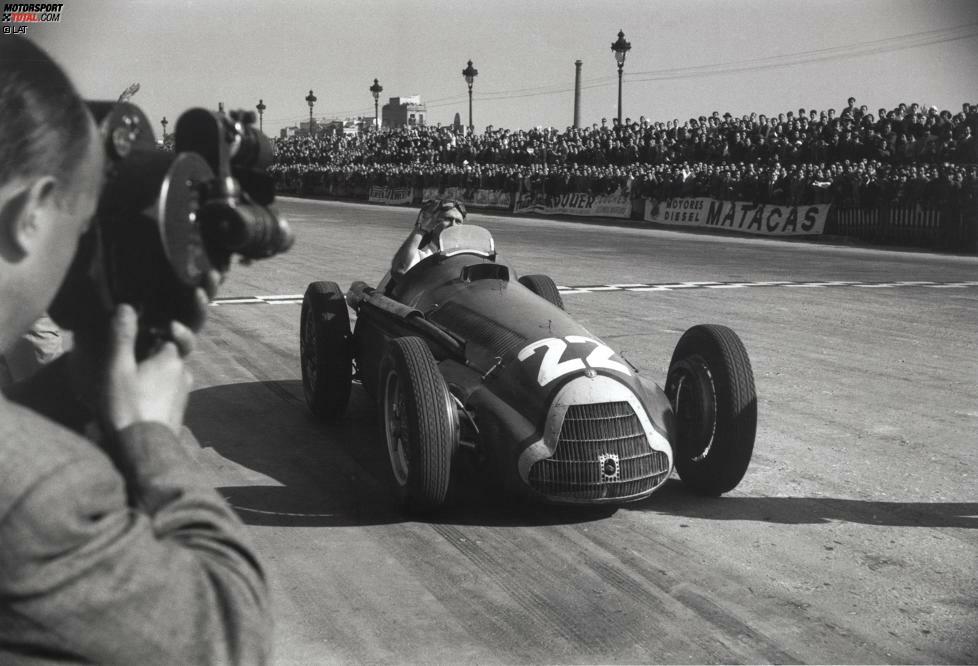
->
[437,225,495,256]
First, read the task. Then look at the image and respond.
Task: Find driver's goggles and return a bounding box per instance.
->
[425,199,467,218]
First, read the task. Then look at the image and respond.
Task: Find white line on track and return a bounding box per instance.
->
[210,280,978,305]
[784,281,858,287]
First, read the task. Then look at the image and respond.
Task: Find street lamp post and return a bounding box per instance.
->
[369,78,383,130]
[305,89,317,136]
[462,60,478,132]
[256,99,266,132]
[160,116,168,143]
[611,29,631,126]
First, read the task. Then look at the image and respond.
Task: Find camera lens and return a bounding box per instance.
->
[204,203,294,259]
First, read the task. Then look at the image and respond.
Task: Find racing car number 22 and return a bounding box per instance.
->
[517,335,631,386]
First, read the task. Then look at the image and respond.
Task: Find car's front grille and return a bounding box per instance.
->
[528,401,669,501]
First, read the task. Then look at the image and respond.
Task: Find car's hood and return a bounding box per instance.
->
[412,259,650,431]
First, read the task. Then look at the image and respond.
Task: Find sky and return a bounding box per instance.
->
[27,0,978,139]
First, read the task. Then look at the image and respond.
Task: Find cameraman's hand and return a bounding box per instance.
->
[104,304,193,435]
[184,270,223,332]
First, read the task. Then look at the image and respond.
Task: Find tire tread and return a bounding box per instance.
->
[301,281,352,421]
[519,274,565,310]
[668,324,756,495]
[386,337,455,511]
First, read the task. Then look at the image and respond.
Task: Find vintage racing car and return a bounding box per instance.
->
[300,222,756,511]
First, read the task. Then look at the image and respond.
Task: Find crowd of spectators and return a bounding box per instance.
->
[270,99,978,208]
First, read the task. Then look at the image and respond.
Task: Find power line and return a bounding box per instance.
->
[264,22,978,124]
[424,22,978,105]
[439,23,978,107]
[627,23,978,81]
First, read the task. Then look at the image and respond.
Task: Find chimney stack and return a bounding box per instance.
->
[573,60,583,128]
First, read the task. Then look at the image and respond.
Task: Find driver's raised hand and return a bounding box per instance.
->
[415,216,436,234]
[416,209,445,234]
[103,304,193,436]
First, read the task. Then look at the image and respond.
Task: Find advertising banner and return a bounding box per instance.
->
[468,188,511,210]
[422,186,512,210]
[644,197,830,236]
[368,186,414,205]
[514,192,632,218]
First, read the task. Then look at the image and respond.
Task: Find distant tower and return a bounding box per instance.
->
[453,112,462,129]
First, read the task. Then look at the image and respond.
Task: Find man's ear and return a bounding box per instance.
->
[0,182,32,260]
[0,176,57,258]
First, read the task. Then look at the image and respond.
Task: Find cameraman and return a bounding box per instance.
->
[0,38,271,664]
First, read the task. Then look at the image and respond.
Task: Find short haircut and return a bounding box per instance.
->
[0,37,90,191]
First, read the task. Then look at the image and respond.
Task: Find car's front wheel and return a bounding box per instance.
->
[300,281,352,421]
[665,324,756,496]
[519,274,565,310]
[380,337,458,512]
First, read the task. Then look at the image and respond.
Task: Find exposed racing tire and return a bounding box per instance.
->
[665,324,756,496]
[519,274,565,310]
[380,337,458,513]
[300,281,353,421]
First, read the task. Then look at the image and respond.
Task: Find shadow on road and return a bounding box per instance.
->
[188,380,976,530]
[187,380,613,529]
[632,479,978,528]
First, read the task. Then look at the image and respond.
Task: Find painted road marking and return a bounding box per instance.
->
[784,281,858,287]
[213,297,264,304]
[211,280,978,305]
[258,294,305,301]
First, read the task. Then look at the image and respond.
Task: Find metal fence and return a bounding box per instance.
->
[827,203,976,251]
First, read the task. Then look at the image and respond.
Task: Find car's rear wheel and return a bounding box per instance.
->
[519,274,565,310]
[381,337,458,512]
[665,324,756,496]
[300,281,352,421]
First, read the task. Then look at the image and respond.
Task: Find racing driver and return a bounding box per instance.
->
[388,199,467,279]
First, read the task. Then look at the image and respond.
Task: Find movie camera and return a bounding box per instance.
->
[50,102,293,348]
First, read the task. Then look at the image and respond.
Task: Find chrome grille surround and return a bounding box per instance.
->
[519,376,673,503]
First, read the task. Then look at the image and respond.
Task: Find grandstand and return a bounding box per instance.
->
[268,100,978,250]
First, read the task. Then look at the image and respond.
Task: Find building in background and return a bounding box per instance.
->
[280,119,325,139]
[349,116,376,135]
[382,96,427,128]
[280,115,375,139]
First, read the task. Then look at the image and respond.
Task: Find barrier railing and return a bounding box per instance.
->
[274,173,976,253]
[827,203,975,250]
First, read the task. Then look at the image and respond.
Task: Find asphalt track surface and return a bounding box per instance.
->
[189,197,977,664]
